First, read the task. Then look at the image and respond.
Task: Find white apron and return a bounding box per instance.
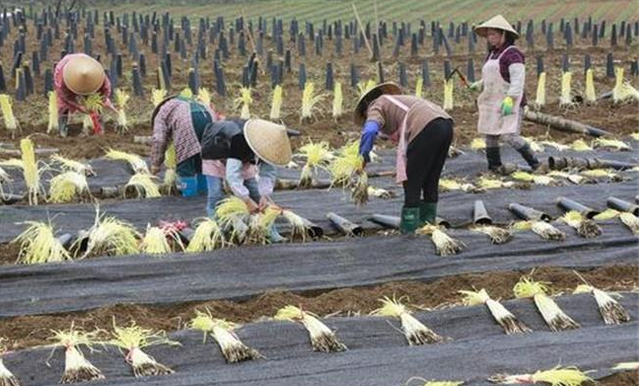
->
[477,46,524,135]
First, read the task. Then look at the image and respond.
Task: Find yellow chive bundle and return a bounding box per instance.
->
[573,284,630,325]
[186,218,226,252]
[489,366,593,386]
[114,89,131,134]
[584,69,596,103]
[125,173,162,198]
[472,225,513,245]
[13,220,71,264]
[372,296,444,345]
[416,224,465,256]
[0,339,20,386]
[443,78,454,111]
[21,138,41,205]
[459,289,530,334]
[470,138,486,150]
[297,140,333,187]
[47,91,59,133]
[197,88,212,107]
[48,171,91,203]
[612,67,639,103]
[513,276,580,332]
[109,321,178,377]
[535,72,546,107]
[105,149,149,174]
[560,211,602,238]
[570,139,593,151]
[301,82,323,121]
[332,81,343,119]
[559,71,573,106]
[49,325,104,383]
[51,154,95,176]
[269,85,283,120]
[140,225,175,255]
[592,137,631,151]
[80,207,140,258]
[190,308,262,363]
[414,77,424,97]
[81,93,104,113]
[151,89,167,107]
[215,196,251,242]
[234,87,253,119]
[619,212,639,236]
[0,94,19,138]
[274,305,347,352]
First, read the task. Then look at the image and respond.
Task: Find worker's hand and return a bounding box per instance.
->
[468,80,482,92]
[501,96,514,116]
[258,196,276,211]
[244,198,260,214]
[150,165,161,175]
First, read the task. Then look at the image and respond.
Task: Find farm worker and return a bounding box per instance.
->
[469,14,540,173]
[54,53,116,137]
[150,94,219,196]
[200,118,292,243]
[355,82,454,234]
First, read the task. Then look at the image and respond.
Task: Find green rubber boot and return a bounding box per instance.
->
[400,206,421,234]
[419,202,437,226]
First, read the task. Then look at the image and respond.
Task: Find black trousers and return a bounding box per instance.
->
[403,118,454,207]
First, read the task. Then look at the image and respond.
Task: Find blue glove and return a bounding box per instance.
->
[359,120,380,163]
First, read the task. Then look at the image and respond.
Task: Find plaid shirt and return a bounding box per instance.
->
[53,53,115,113]
[487,43,527,106]
[151,98,217,168]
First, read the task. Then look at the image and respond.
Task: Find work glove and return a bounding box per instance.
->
[501,96,514,116]
[468,80,483,92]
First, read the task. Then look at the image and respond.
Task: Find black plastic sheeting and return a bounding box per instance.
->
[0,172,637,244]
[3,294,637,386]
[1,142,637,197]
[0,220,635,318]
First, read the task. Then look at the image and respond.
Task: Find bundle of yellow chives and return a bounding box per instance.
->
[459,288,530,334]
[372,296,444,345]
[535,72,546,107]
[274,305,347,352]
[47,91,59,133]
[269,85,283,120]
[332,81,343,119]
[300,82,324,122]
[49,324,104,383]
[0,94,19,138]
[584,68,596,103]
[513,276,580,331]
[559,71,573,106]
[489,366,593,386]
[443,79,454,111]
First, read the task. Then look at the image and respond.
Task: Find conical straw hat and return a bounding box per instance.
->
[473,14,519,39]
[62,54,106,95]
[243,119,292,167]
[353,82,402,126]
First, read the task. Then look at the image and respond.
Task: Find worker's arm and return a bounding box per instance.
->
[257,162,277,197]
[225,158,260,212]
[506,63,525,100]
[359,120,381,164]
[99,76,118,113]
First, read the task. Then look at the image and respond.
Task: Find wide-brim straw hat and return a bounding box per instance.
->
[243,119,292,167]
[353,82,402,126]
[62,54,106,95]
[473,14,519,39]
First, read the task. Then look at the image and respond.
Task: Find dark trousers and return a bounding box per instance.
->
[403,118,454,207]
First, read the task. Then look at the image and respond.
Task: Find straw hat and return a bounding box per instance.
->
[243,119,292,167]
[62,54,106,95]
[353,82,402,126]
[473,14,519,39]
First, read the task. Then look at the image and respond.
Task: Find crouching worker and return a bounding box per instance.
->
[54,53,117,137]
[150,94,218,196]
[355,82,454,234]
[200,118,292,243]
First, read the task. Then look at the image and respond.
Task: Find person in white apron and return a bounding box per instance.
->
[354,82,454,234]
[470,14,540,173]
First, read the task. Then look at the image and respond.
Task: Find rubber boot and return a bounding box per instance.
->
[419,202,437,226]
[516,143,540,171]
[268,224,286,243]
[400,206,421,234]
[485,147,503,172]
[58,113,69,138]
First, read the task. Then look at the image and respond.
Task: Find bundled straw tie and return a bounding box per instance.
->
[459,288,530,334]
[513,276,580,332]
[109,321,179,377]
[573,284,630,325]
[48,324,105,383]
[190,308,263,363]
[416,224,465,256]
[372,296,445,345]
[274,305,347,353]
[560,211,602,238]
[489,365,594,385]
